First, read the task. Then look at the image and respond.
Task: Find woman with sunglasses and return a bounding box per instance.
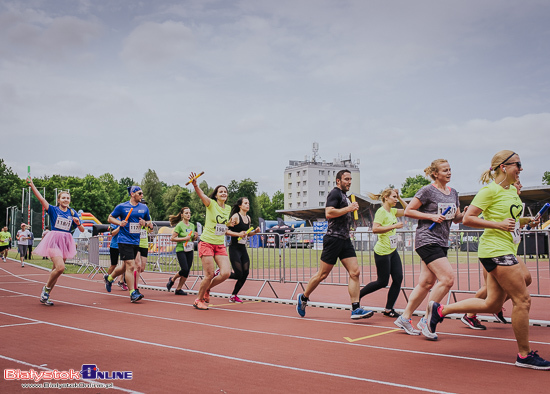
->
[394,159,466,339]
[105,186,152,303]
[425,151,550,370]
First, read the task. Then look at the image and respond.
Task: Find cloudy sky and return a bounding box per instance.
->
[1,0,549,197]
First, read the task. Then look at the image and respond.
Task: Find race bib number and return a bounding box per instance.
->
[184,241,194,252]
[214,224,227,236]
[438,203,457,220]
[238,236,247,245]
[129,223,141,234]
[389,235,398,249]
[511,221,521,244]
[55,217,72,231]
[140,229,147,239]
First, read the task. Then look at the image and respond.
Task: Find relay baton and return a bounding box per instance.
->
[238,227,254,241]
[429,206,452,231]
[350,195,359,220]
[526,203,550,230]
[124,208,133,222]
[185,171,205,185]
[184,231,194,246]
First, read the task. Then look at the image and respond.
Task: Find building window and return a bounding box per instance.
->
[319,181,325,186]
[297,192,301,197]
[288,183,292,188]
[303,170,307,176]
[289,203,292,208]
[319,202,325,207]
[319,170,325,175]
[297,202,301,207]
[288,193,292,198]
[288,173,292,179]
[297,181,300,187]
[303,181,307,186]
[303,191,307,197]
[297,171,300,176]
[319,191,325,196]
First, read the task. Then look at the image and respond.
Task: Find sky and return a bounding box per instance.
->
[1,0,549,197]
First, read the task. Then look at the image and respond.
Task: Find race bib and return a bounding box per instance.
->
[238,236,248,245]
[184,241,194,252]
[214,224,227,236]
[389,235,398,249]
[438,203,457,220]
[55,217,72,231]
[129,223,141,234]
[511,221,521,244]
[140,229,147,239]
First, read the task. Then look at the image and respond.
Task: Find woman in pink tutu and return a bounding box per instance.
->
[28,177,84,306]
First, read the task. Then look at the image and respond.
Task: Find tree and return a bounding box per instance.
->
[164,186,192,219]
[401,175,430,198]
[141,169,164,220]
[543,171,550,185]
[189,180,211,226]
[0,159,25,226]
[227,178,260,226]
[271,190,284,213]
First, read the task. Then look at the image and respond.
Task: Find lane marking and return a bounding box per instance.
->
[0,311,458,394]
[209,300,262,307]
[0,322,42,329]
[344,329,401,342]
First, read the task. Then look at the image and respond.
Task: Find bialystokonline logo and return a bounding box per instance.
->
[4,364,133,382]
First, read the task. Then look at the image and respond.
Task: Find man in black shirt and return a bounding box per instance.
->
[297,170,374,319]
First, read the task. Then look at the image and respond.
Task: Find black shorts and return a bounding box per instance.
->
[479,255,519,273]
[118,243,140,261]
[109,247,119,266]
[0,245,8,252]
[320,235,356,265]
[416,244,449,265]
[138,247,148,258]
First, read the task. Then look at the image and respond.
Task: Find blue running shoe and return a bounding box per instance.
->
[426,301,444,334]
[104,274,113,293]
[296,293,307,317]
[351,307,374,320]
[516,350,550,370]
[130,291,143,303]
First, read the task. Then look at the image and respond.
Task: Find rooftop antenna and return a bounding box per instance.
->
[312,142,319,163]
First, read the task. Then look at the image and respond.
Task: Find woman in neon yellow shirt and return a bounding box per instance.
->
[360,188,407,317]
[189,172,247,310]
[426,150,550,370]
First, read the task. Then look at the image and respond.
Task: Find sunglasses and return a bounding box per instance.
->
[506,162,522,170]
[136,192,143,195]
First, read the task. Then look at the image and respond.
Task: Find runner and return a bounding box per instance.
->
[227,197,260,303]
[394,159,465,339]
[28,178,85,306]
[360,188,408,317]
[297,169,374,320]
[189,172,240,310]
[167,207,197,295]
[16,223,30,267]
[0,226,12,262]
[104,186,151,303]
[426,150,550,370]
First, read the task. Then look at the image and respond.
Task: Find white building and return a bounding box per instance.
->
[284,143,360,211]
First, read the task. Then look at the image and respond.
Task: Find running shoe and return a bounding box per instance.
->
[204,289,210,304]
[351,307,374,320]
[394,315,421,335]
[130,291,143,303]
[418,317,438,340]
[104,274,113,293]
[493,309,508,324]
[166,277,174,291]
[119,282,128,291]
[39,287,51,304]
[193,298,209,310]
[426,301,444,335]
[21,261,24,267]
[296,293,307,317]
[174,289,187,295]
[461,314,487,330]
[383,309,400,318]
[229,295,243,303]
[515,350,550,370]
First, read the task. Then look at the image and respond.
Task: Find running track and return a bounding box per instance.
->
[1,260,549,393]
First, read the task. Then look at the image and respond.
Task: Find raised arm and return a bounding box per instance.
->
[189,172,210,207]
[27,177,49,211]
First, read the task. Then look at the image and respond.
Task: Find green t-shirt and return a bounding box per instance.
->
[373,207,398,255]
[200,199,231,245]
[0,231,11,246]
[174,221,195,252]
[470,181,523,258]
[139,226,151,249]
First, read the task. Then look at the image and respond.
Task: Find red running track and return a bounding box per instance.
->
[1,260,549,394]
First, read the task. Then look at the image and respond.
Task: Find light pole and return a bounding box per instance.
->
[6,206,16,227]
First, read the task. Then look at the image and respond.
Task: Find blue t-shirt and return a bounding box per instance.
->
[110,202,151,245]
[48,205,78,233]
[110,224,119,249]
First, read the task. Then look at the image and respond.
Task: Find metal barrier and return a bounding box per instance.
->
[65,229,550,302]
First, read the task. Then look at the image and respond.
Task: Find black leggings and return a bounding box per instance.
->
[229,244,250,295]
[360,250,403,310]
[176,251,193,277]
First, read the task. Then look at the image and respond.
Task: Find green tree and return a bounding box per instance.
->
[258,192,273,219]
[543,171,550,185]
[164,186,192,219]
[141,169,164,220]
[227,178,260,226]
[401,175,430,198]
[0,159,25,226]
[271,190,284,214]
[189,180,211,226]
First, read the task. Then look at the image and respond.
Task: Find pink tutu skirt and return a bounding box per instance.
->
[34,231,77,259]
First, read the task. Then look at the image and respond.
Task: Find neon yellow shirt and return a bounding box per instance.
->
[0,231,11,246]
[139,226,151,249]
[373,207,398,255]
[470,182,523,258]
[200,200,231,245]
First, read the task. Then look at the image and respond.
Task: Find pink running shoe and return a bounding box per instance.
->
[229,295,243,303]
[193,298,208,310]
[118,281,129,291]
